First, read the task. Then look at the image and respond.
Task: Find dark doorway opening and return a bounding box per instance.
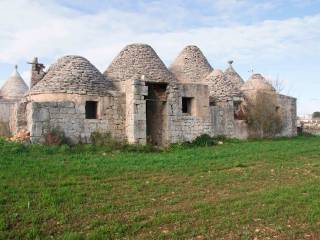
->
[146,83,167,145]
[85,101,98,119]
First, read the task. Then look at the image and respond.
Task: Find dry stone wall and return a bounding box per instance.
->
[210,101,235,137]
[0,100,16,136]
[28,95,126,144]
[166,83,212,143]
[0,101,15,123]
[278,95,297,137]
[170,45,213,84]
[11,100,28,134]
[30,56,113,96]
[125,78,148,144]
[105,44,176,92]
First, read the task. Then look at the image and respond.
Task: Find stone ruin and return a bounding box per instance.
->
[0,44,297,145]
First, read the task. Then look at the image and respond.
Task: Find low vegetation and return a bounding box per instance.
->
[244,91,283,138]
[1,136,320,239]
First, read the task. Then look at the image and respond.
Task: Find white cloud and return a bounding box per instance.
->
[0,0,319,115]
[1,0,319,69]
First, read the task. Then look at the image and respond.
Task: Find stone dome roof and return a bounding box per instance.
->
[0,65,28,100]
[204,68,242,102]
[224,61,244,90]
[104,43,176,90]
[212,69,224,76]
[241,73,276,92]
[170,45,213,83]
[30,55,112,96]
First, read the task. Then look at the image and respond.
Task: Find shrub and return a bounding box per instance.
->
[190,134,218,147]
[43,127,66,146]
[121,143,160,153]
[312,112,320,119]
[244,91,283,138]
[90,131,120,151]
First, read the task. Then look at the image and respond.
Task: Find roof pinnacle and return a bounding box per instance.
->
[12,64,20,77]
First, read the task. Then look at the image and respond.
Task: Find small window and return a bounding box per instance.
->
[85,101,98,119]
[209,96,216,106]
[182,97,193,114]
[276,106,280,112]
[209,100,216,107]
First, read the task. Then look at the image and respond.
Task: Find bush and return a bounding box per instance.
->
[190,134,218,147]
[90,131,121,151]
[121,143,160,153]
[43,127,66,146]
[244,91,283,138]
[312,112,320,119]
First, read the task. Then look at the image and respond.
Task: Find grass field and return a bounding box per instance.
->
[1,136,320,239]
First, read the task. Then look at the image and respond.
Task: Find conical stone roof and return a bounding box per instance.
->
[104,44,176,91]
[204,69,242,102]
[30,55,113,96]
[170,45,213,83]
[0,65,28,100]
[241,73,276,92]
[224,61,244,91]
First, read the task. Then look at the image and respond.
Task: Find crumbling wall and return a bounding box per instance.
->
[166,83,212,143]
[125,79,148,144]
[28,94,125,144]
[277,95,297,137]
[210,101,235,137]
[209,100,249,139]
[11,100,28,134]
[0,100,16,136]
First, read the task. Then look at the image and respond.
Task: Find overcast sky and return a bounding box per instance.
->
[0,0,319,116]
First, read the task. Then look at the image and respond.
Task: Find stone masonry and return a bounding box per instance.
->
[1,43,297,144]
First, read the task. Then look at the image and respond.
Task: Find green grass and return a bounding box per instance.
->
[1,136,320,239]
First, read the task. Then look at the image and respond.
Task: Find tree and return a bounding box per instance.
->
[244,91,283,138]
[312,112,320,119]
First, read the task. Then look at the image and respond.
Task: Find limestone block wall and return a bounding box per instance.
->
[210,101,235,137]
[28,101,81,143]
[27,93,126,143]
[0,100,16,136]
[209,100,249,139]
[166,83,212,143]
[11,100,28,134]
[278,95,297,137]
[234,120,248,139]
[125,79,148,144]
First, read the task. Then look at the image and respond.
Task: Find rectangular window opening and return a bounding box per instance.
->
[85,101,98,119]
[209,97,216,106]
[209,101,216,107]
[182,97,193,115]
